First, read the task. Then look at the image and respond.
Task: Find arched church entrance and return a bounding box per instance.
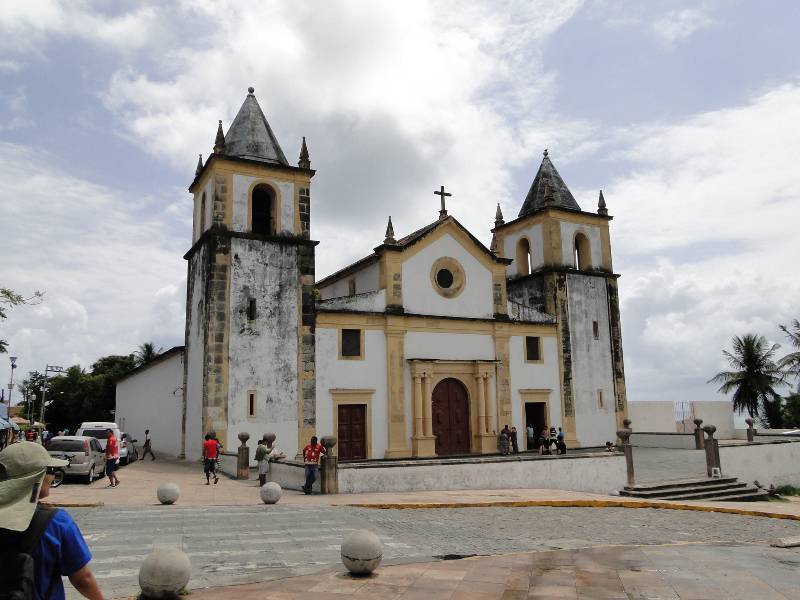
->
[432,378,470,455]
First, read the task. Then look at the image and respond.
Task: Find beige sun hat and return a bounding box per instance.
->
[0,441,68,532]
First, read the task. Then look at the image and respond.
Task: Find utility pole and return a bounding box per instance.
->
[39,365,65,439]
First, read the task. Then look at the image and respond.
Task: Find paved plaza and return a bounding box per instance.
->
[65,503,800,599]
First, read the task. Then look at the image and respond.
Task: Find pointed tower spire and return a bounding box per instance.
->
[384,216,397,244]
[494,203,504,228]
[213,120,226,154]
[223,87,288,165]
[298,136,310,169]
[518,149,581,216]
[597,190,608,216]
[195,154,203,177]
[490,233,498,253]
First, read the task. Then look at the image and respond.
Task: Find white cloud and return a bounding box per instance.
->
[651,6,716,44]
[591,83,800,402]
[0,86,34,131]
[0,143,187,383]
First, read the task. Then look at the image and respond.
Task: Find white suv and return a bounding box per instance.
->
[76,421,121,453]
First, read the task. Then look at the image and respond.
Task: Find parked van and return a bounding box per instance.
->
[76,422,121,452]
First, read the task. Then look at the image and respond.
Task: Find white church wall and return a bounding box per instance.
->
[231,174,295,235]
[319,261,381,299]
[508,335,561,441]
[559,222,602,269]
[116,351,184,459]
[405,332,495,360]
[567,273,617,447]
[402,234,494,318]
[315,328,388,458]
[503,223,544,277]
[184,247,208,460]
[226,238,300,456]
[627,401,677,432]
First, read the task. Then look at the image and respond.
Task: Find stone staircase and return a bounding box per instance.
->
[619,477,769,502]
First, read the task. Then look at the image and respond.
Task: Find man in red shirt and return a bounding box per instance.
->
[302,436,326,495]
[105,429,120,488]
[202,434,219,485]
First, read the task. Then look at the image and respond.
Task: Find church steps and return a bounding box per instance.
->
[620,477,769,502]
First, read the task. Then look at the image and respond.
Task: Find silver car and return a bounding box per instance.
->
[47,436,106,484]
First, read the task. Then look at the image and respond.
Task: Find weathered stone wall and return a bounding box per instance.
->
[227,237,301,456]
[566,272,617,447]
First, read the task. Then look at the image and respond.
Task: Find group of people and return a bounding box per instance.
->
[498,424,569,455]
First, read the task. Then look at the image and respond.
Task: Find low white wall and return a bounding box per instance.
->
[692,401,735,439]
[630,433,696,449]
[269,460,321,493]
[627,401,676,432]
[338,454,626,495]
[720,440,800,487]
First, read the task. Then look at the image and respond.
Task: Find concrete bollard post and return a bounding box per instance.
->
[237,432,250,480]
[693,418,704,449]
[745,418,755,443]
[616,428,634,486]
[320,435,338,495]
[702,425,720,477]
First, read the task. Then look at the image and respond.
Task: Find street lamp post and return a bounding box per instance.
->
[39,365,65,439]
[7,356,17,407]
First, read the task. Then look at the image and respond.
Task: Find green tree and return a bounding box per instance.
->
[134,342,163,367]
[16,370,48,422]
[779,319,800,388]
[708,334,785,424]
[0,288,43,353]
[784,393,800,428]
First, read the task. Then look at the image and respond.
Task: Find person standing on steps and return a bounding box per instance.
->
[255,439,269,487]
[510,426,520,454]
[202,434,219,485]
[141,429,156,461]
[0,442,107,600]
[301,436,326,495]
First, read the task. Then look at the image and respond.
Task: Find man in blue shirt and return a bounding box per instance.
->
[0,441,105,600]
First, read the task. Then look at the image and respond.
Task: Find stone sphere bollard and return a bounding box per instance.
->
[138,548,191,599]
[156,483,180,505]
[262,432,276,445]
[320,435,337,451]
[238,431,250,446]
[341,530,383,575]
[260,481,282,504]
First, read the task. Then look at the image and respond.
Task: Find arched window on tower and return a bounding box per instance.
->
[574,232,591,270]
[251,184,276,235]
[199,192,207,235]
[516,237,532,277]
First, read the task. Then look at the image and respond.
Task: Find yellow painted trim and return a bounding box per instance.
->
[194,158,313,188]
[522,335,544,364]
[330,388,374,460]
[316,312,557,337]
[429,256,466,299]
[345,499,800,522]
[338,327,366,361]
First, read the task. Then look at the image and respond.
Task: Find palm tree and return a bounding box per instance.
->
[779,319,800,387]
[708,334,785,422]
[134,342,163,367]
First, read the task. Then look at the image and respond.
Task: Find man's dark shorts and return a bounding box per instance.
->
[204,458,217,474]
[105,460,116,476]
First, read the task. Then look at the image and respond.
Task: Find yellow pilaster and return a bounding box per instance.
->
[385,326,411,458]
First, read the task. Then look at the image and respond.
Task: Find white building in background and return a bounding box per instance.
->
[116,88,629,460]
[115,347,184,458]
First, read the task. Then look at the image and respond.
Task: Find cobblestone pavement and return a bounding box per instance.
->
[65,504,800,599]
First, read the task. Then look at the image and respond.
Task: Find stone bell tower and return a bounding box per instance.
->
[182,87,317,460]
[492,151,627,448]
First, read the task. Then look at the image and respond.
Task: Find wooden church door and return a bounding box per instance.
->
[432,378,470,455]
[337,404,367,460]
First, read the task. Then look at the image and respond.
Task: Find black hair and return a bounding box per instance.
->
[205,434,211,440]
[311,436,318,444]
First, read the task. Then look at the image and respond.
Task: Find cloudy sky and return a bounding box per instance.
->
[1,0,799,408]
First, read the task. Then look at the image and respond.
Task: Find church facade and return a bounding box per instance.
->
[172,88,628,461]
